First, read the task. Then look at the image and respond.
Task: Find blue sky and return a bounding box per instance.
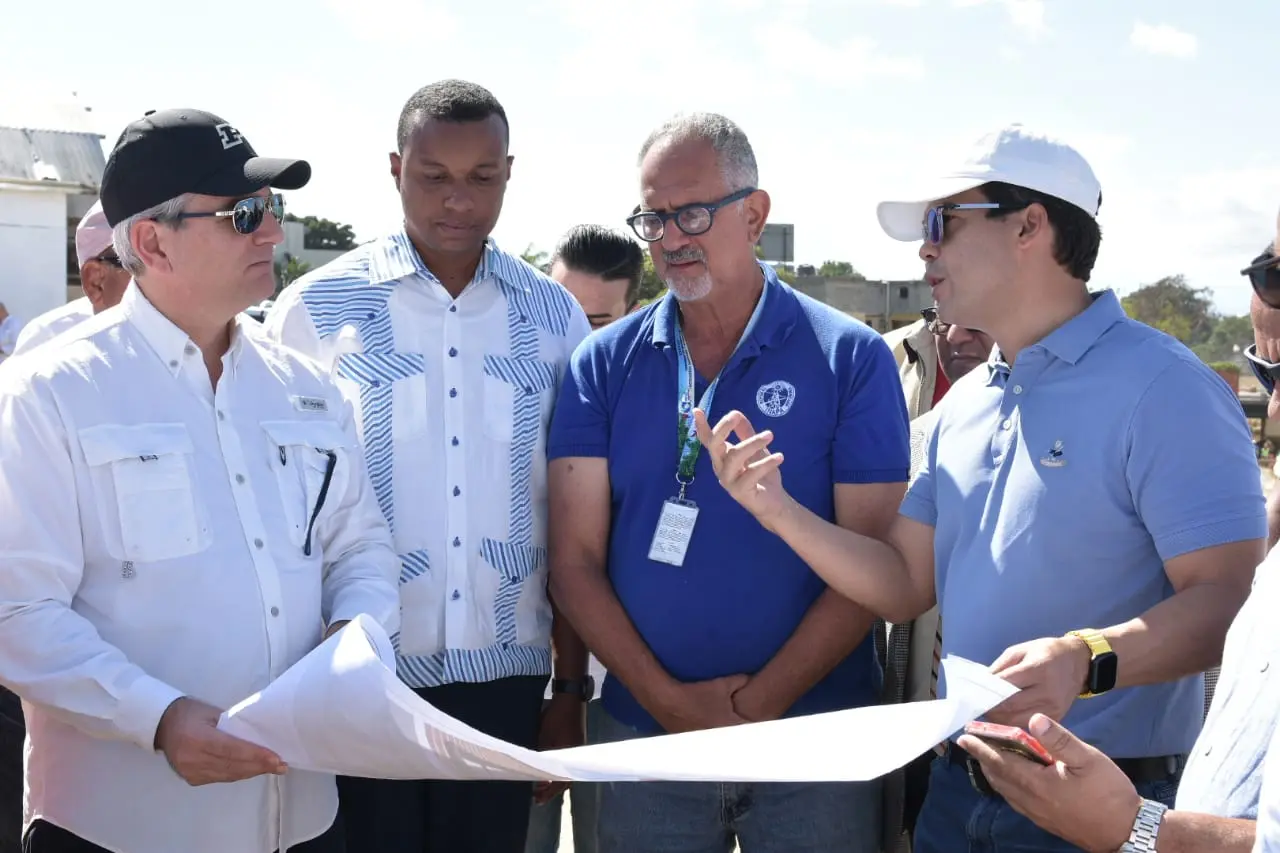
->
[5,0,1276,315]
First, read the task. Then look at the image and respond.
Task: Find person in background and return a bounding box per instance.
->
[879,305,994,852]
[955,223,1280,851]
[696,124,1266,853]
[0,107,401,853]
[13,201,132,356]
[524,224,645,853]
[0,305,22,363]
[265,79,591,853]
[548,111,909,853]
[1245,208,1280,549]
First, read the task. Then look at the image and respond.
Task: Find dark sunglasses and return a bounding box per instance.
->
[1241,247,1280,309]
[93,252,124,268]
[922,202,1026,245]
[1246,344,1280,396]
[626,187,756,243]
[168,193,285,235]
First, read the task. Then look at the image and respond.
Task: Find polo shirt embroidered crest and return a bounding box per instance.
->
[264,231,591,689]
[548,262,911,733]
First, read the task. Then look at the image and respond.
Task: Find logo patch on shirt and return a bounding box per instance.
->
[1039,440,1067,468]
[292,395,329,413]
[755,380,796,418]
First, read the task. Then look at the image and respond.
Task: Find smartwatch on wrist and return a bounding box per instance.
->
[551,676,595,701]
[1066,629,1118,698]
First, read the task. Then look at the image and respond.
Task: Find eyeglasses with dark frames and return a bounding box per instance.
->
[166,193,285,236]
[922,201,1027,245]
[1241,247,1280,310]
[626,187,756,243]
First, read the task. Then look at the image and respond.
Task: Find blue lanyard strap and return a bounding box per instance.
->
[673,285,767,498]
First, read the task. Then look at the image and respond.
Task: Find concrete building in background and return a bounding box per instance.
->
[794,272,933,332]
[0,99,105,324]
[273,219,348,273]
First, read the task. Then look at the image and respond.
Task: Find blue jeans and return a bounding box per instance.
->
[524,699,605,853]
[594,708,881,853]
[913,754,1180,853]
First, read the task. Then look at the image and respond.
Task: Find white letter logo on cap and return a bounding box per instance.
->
[215,123,245,150]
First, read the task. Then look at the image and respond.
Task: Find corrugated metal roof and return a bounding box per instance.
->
[0,126,105,189]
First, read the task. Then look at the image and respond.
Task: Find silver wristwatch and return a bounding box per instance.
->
[1118,799,1168,852]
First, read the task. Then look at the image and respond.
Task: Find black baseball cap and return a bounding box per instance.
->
[100,108,311,226]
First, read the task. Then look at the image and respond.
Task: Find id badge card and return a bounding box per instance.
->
[648,498,699,567]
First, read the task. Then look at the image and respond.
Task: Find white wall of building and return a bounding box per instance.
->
[0,187,70,326]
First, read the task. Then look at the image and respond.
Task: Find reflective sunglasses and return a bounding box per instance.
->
[1246,344,1280,397]
[169,193,285,235]
[1241,247,1280,310]
[626,187,756,242]
[922,202,1024,245]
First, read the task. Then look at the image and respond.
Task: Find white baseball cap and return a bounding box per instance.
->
[876,124,1103,242]
[75,200,114,267]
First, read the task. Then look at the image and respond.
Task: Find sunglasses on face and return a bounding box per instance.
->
[1241,247,1280,310]
[626,187,756,243]
[168,193,285,235]
[1246,344,1279,396]
[93,252,123,268]
[921,202,1026,245]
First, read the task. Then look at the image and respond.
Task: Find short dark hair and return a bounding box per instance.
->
[980,181,1103,281]
[551,225,645,308]
[396,79,509,152]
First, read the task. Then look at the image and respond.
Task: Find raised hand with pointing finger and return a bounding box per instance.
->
[693,407,794,531]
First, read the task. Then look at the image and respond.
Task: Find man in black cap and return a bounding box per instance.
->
[0,109,401,853]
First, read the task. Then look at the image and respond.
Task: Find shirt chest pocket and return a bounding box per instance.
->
[261,419,351,553]
[78,423,210,563]
[335,352,427,443]
[482,355,558,443]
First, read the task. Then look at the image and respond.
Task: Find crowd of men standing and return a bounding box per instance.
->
[1,77,1279,853]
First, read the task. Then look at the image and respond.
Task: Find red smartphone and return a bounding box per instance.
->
[963,721,1053,766]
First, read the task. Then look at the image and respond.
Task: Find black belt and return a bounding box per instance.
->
[946,743,1184,796]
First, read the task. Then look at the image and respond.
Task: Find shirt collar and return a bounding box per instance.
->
[651,261,796,356]
[120,281,247,378]
[369,227,535,295]
[988,289,1125,379]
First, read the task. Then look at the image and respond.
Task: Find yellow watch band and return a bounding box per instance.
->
[1066,629,1113,657]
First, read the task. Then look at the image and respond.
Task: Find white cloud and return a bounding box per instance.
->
[1130,22,1198,60]
[953,0,1047,39]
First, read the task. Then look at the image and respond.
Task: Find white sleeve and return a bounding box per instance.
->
[1253,721,1280,851]
[262,285,333,371]
[0,376,183,750]
[316,387,401,638]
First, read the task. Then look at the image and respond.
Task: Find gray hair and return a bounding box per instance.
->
[111,194,190,277]
[638,112,759,192]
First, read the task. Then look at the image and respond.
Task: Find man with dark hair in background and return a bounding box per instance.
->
[265,79,591,853]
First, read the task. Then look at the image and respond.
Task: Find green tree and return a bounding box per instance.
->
[521,244,551,273]
[1120,275,1215,346]
[818,260,863,278]
[1192,314,1253,364]
[283,214,357,251]
[273,254,312,297]
[636,253,665,304]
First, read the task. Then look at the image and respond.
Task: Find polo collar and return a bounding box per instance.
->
[988,289,1125,378]
[651,261,797,357]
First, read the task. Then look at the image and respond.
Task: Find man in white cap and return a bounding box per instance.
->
[694,124,1267,852]
[12,201,132,355]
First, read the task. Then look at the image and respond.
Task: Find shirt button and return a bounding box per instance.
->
[184,344,196,356]
[449,305,457,313]
[453,537,461,547]
[254,538,264,549]
[451,590,461,601]
[235,474,246,484]
[451,436,459,446]
[523,386,532,395]
[1001,420,1012,430]
[270,606,280,617]
[1013,385,1023,394]
[453,486,461,496]
[217,410,226,421]
[449,388,457,398]
[168,359,179,369]
[448,347,458,357]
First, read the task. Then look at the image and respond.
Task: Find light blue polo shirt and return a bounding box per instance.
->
[900,290,1266,758]
[548,264,911,734]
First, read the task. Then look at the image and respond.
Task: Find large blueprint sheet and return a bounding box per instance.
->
[219,615,1017,782]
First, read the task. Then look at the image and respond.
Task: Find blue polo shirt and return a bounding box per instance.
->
[548,265,911,733]
[901,290,1267,758]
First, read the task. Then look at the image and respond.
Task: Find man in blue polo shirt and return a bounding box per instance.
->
[696,124,1267,853]
[546,112,910,853]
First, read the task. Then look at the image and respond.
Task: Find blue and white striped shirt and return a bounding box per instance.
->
[265,231,590,687]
